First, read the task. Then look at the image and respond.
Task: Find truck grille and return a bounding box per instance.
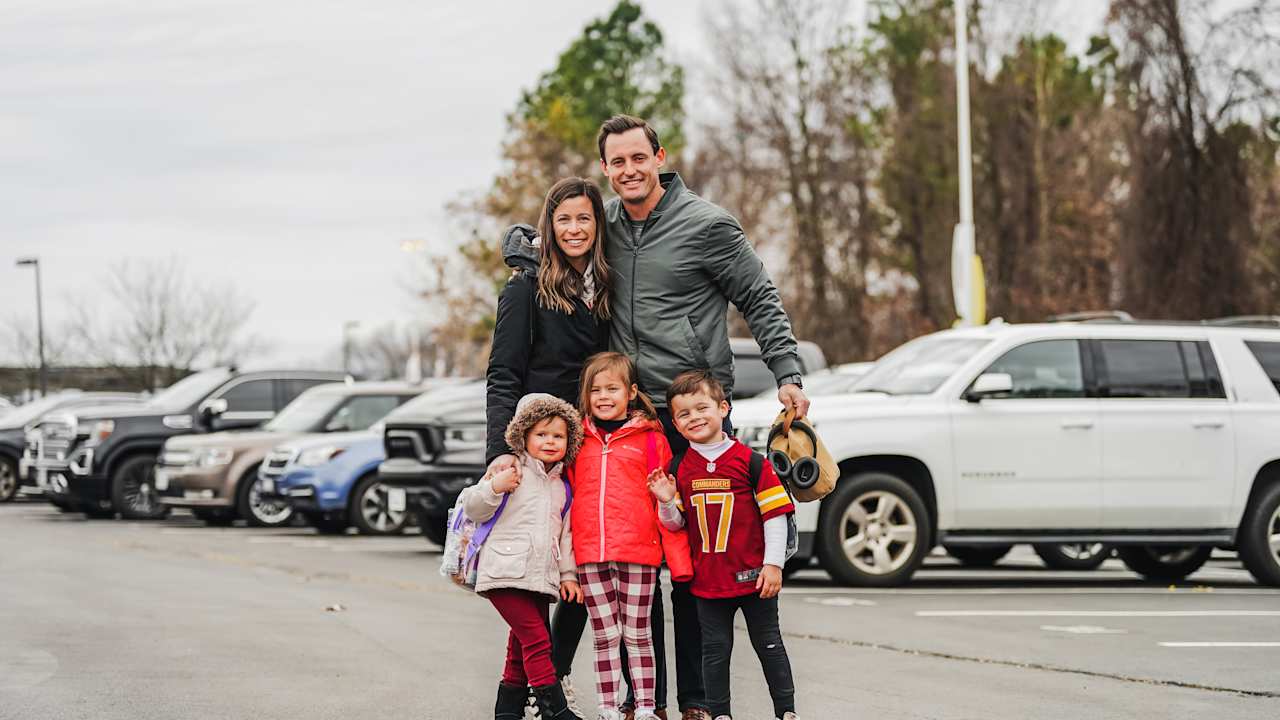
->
[260,448,295,479]
[27,415,76,464]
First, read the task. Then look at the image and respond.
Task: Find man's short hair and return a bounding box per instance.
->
[666,369,726,407]
[597,114,661,161]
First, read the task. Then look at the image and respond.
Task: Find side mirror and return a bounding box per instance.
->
[965,373,1013,402]
[198,398,229,423]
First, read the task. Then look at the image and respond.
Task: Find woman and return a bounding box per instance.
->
[485,176,610,718]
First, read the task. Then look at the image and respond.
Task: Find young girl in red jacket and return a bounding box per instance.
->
[570,352,692,720]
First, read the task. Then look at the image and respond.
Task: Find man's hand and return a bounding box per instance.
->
[778,383,810,420]
[560,579,583,603]
[756,564,783,598]
[647,468,677,503]
[487,453,521,481]
[490,467,520,494]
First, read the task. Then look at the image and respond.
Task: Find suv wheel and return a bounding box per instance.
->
[112,455,170,520]
[1237,482,1280,587]
[0,456,19,502]
[1034,542,1112,571]
[418,510,448,546]
[304,511,349,534]
[351,473,407,536]
[945,544,1012,567]
[1117,545,1211,582]
[817,472,930,587]
[236,464,292,528]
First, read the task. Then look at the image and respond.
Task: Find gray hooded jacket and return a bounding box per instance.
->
[605,172,801,405]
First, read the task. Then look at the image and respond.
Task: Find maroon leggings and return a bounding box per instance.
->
[487,588,556,687]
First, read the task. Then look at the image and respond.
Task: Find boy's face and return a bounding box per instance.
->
[670,387,729,445]
[527,417,568,465]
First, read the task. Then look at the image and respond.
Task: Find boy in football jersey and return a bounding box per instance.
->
[647,370,799,720]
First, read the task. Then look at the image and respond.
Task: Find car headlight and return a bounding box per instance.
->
[195,448,234,467]
[298,445,346,467]
[442,425,486,451]
[84,420,115,447]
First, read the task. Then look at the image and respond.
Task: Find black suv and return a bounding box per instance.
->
[26,368,346,519]
[379,340,827,544]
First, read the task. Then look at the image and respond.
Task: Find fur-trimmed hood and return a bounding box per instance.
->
[504,393,584,464]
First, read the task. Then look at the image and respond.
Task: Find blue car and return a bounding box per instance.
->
[259,427,409,535]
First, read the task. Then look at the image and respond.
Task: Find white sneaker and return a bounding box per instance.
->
[780,713,799,720]
[597,710,623,720]
[561,676,586,718]
[713,716,732,720]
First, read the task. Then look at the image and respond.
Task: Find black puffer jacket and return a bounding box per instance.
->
[485,224,609,464]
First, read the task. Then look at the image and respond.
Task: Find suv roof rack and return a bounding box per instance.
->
[1047,311,1135,323]
[1203,316,1280,329]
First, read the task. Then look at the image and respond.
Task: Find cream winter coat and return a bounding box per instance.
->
[463,452,576,598]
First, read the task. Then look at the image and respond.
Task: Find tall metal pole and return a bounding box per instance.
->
[16,257,47,396]
[951,0,978,326]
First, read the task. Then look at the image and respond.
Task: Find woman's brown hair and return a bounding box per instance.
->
[578,352,658,421]
[536,177,611,319]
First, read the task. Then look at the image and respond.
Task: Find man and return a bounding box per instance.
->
[597,114,809,720]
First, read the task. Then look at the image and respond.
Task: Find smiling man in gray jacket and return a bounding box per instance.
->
[596,114,809,720]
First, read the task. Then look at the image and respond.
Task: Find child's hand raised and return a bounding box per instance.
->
[490,467,520,494]
[646,468,677,503]
[757,564,783,598]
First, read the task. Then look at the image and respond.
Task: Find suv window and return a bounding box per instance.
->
[977,340,1085,399]
[219,379,275,413]
[733,356,776,399]
[1096,340,1224,399]
[1246,341,1280,395]
[327,395,404,432]
[279,378,333,408]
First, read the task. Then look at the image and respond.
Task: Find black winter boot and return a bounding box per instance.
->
[495,682,527,720]
[532,680,582,720]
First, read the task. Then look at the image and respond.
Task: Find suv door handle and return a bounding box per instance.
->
[1060,419,1094,430]
[1192,419,1225,429]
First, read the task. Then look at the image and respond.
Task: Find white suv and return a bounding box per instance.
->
[732,319,1280,587]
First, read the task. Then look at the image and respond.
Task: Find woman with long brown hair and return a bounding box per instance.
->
[485,176,610,719]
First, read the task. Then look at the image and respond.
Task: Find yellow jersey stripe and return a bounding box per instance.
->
[755,486,789,507]
[758,495,791,514]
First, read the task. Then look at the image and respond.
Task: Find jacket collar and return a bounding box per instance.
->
[519,451,563,481]
[584,412,662,442]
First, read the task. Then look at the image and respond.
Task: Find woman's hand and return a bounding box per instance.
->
[490,467,520,494]
[647,468,677,503]
[560,580,583,603]
[756,564,783,598]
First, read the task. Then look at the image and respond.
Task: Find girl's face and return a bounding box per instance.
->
[527,417,568,465]
[552,195,596,268]
[588,368,637,422]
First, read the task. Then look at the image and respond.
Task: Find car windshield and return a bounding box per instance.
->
[148,368,235,410]
[0,394,78,429]
[263,389,344,432]
[852,336,991,396]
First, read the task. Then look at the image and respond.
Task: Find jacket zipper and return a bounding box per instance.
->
[598,439,610,563]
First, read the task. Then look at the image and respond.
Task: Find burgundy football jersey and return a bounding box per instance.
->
[673,439,794,599]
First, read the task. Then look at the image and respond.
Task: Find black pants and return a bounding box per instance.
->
[697,593,795,719]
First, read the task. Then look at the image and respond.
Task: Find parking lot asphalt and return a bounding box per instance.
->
[2,499,1277,720]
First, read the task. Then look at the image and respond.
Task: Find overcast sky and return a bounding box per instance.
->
[0,0,1107,371]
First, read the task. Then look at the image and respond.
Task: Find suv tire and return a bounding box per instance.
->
[304,511,349,534]
[236,464,293,528]
[418,510,448,546]
[1034,542,1112,571]
[817,472,930,587]
[945,545,1012,567]
[0,456,19,502]
[351,473,408,536]
[1117,545,1211,582]
[1237,482,1280,587]
[112,455,171,520]
[193,508,236,526]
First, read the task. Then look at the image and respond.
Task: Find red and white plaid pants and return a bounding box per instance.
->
[577,562,658,712]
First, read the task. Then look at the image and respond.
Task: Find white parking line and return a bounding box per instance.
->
[917,610,1280,617]
[1159,642,1280,647]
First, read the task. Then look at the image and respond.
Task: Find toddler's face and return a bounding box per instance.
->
[588,369,637,422]
[527,417,569,465]
[670,388,729,445]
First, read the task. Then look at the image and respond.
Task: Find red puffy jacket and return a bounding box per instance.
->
[569,415,693,581]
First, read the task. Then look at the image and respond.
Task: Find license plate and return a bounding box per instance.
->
[260,477,274,493]
[387,487,406,513]
[154,468,169,491]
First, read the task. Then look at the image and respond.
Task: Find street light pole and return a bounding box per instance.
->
[15,257,47,397]
[951,0,985,326]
